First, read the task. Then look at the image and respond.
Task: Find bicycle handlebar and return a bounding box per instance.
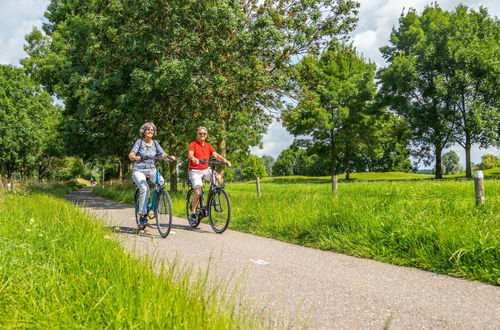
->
[141,155,174,161]
[199,160,228,166]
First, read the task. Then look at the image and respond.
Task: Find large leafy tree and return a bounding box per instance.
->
[441,150,463,175]
[0,65,59,180]
[440,5,499,178]
[379,4,499,179]
[23,0,359,190]
[283,41,377,186]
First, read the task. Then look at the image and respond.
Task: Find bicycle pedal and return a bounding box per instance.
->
[147,210,155,218]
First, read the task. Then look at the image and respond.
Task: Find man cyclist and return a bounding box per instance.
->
[188,126,231,226]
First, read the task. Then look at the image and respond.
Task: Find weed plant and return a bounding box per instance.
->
[0,191,265,328]
[95,178,499,285]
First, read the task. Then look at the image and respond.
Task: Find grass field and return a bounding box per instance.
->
[95,175,500,285]
[0,188,268,328]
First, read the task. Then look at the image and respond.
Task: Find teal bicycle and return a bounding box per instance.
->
[134,156,173,238]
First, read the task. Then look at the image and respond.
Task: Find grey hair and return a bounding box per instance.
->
[140,122,157,138]
[197,126,208,132]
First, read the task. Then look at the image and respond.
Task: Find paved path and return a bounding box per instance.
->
[66,187,500,329]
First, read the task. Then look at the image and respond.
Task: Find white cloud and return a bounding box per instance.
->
[0,0,50,66]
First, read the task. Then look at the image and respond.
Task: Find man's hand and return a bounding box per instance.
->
[191,157,200,165]
[225,160,232,167]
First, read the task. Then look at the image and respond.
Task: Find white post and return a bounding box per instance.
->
[256,177,261,198]
[474,170,485,205]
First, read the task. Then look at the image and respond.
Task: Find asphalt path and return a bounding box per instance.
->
[66,186,500,329]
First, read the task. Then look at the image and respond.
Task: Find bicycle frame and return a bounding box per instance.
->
[145,170,162,214]
[192,161,224,216]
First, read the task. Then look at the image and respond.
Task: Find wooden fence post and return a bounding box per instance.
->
[474,170,485,205]
[331,175,338,195]
[256,177,261,198]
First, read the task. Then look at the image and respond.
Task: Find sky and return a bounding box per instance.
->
[1,0,498,166]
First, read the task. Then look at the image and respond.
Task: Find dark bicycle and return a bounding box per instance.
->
[186,160,231,233]
[134,156,173,238]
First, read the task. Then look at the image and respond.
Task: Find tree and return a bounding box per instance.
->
[351,111,412,173]
[479,154,500,170]
[442,151,464,175]
[241,155,267,181]
[283,41,377,186]
[23,0,360,190]
[0,65,58,180]
[261,155,275,177]
[379,4,499,179]
[438,5,499,178]
[272,149,296,176]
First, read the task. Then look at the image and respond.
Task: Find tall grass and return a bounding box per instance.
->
[96,179,500,285]
[0,191,266,328]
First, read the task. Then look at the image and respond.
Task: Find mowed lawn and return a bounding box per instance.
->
[95,176,500,285]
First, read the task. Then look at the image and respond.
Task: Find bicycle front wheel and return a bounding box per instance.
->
[134,189,146,230]
[155,189,172,238]
[208,189,231,233]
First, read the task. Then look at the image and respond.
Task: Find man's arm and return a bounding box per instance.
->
[212,152,231,167]
[188,150,200,164]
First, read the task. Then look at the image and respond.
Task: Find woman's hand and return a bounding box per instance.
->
[169,155,176,161]
[134,155,141,162]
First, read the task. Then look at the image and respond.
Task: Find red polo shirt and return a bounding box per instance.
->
[188,140,215,170]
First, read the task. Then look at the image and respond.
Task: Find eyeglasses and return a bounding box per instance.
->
[197,132,207,136]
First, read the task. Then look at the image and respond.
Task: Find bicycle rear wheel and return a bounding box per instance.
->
[186,188,201,228]
[155,189,172,238]
[208,189,231,233]
[134,189,146,230]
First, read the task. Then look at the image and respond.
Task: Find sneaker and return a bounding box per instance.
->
[189,213,197,226]
[139,216,148,225]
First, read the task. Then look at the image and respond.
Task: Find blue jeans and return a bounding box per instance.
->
[132,170,164,215]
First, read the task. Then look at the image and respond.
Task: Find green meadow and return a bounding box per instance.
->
[95,174,500,285]
[0,186,267,328]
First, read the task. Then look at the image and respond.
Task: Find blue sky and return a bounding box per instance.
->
[1,0,498,166]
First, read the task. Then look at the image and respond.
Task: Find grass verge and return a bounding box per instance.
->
[95,179,500,285]
[0,191,265,328]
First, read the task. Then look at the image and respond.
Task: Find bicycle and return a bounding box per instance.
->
[186,160,231,233]
[134,156,173,238]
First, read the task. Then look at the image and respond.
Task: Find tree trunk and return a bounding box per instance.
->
[169,161,178,192]
[344,144,351,180]
[465,133,472,179]
[330,133,338,194]
[435,146,443,179]
[217,138,227,179]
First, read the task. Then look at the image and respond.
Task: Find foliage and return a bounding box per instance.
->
[0,65,60,180]
[442,151,464,175]
[283,40,377,180]
[479,154,500,170]
[261,155,275,177]
[241,155,268,181]
[273,149,298,176]
[379,4,499,179]
[441,5,499,178]
[23,0,360,189]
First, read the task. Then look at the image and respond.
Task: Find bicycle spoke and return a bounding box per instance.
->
[209,189,231,233]
[155,190,172,237]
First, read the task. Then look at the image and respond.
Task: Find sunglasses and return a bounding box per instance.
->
[145,128,155,132]
[197,132,207,136]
